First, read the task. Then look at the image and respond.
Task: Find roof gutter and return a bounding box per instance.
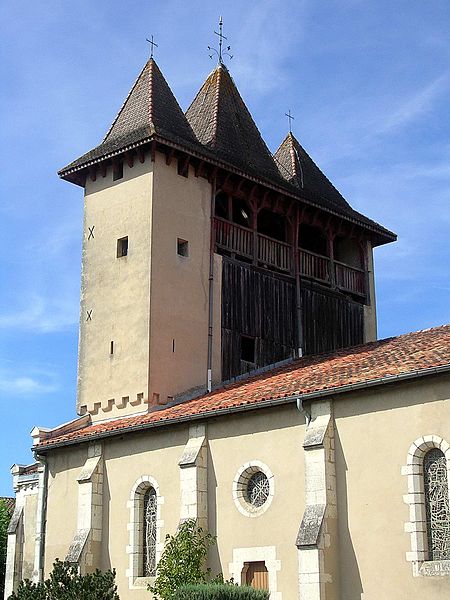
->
[34,364,450,453]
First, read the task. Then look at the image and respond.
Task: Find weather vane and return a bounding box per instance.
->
[285,109,294,133]
[208,16,233,64]
[146,35,158,59]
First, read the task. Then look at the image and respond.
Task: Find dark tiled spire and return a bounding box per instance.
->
[59,59,197,176]
[186,65,281,181]
[274,132,353,214]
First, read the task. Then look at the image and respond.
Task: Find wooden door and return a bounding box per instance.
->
[245,561,269,590]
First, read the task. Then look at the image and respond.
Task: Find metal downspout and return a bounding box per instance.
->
[207,176,217,392]
[294,211,304,357]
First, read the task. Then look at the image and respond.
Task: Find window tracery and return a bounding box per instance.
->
[246,472,270,508]
[127,476,164,589]
[233,461,274,517]
[143,487,158,576]
[423,448,450,561]
[403,435,450,576]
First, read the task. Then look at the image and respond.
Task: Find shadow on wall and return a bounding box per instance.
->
[335,427,363,599]
[206,445,222,580]
[101,465,112,571]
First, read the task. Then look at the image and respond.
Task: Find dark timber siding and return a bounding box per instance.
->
[221,259,364,380]
[300,280,364,356]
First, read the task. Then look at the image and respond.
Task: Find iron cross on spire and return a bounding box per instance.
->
[146,35,158,59]
[285,109,295,133]
[208,16,233,64]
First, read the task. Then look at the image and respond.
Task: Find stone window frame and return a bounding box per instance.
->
[232,461,274,518]
[126,475,164,589]
[402,434,450,577]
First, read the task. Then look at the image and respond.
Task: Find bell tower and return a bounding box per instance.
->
[59,57,395,422]
[60,59,221,421]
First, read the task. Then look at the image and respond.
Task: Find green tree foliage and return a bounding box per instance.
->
[149,519,216,599]
[0,499,13,598]
[172,583,269,600]
[8,559,120,600]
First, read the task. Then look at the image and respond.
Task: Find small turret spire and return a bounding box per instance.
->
[208,16,233,65]
[285,109,295,133]
[146,35,158,59]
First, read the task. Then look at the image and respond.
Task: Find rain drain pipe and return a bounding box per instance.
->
[206,175,217,392]
[296,397,311,426]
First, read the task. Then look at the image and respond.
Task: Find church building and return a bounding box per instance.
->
[4,44,450,600]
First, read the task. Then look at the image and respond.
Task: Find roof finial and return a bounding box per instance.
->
[285,109,294,133]
[208,16,233,65]
[146,35,158,59]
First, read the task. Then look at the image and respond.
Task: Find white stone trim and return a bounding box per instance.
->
[66,444,104,572]
[4,466,39,598]
[32,460,48,583]
[297,400,337,600]
[402,435,450,576]
[228,545,281,599]
[126,475,164,589]
[4,507,24,599]
[232,461,274,518]
[179,424,208,530]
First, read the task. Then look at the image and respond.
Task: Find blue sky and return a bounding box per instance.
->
[1,1,449,496]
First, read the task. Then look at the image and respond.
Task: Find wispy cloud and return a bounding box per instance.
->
[378,73,450,134]
[0,293,78,333]
[0,212,80,333]
[0,366,59,395]
[231,0,309,95]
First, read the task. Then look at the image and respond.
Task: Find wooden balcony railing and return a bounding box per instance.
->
[334,261,366,296]
[299,249,331,284]
[214,218,366,297]
[215,218,253,258]
[257,233,292,272]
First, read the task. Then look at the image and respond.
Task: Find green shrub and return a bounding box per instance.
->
[8,559,119,600]
[149,519,216,599]
[172,583,269,600]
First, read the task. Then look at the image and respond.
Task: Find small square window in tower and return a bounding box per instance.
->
[241,335,256,364]
[177,238,189,257]
[117,237,128,258]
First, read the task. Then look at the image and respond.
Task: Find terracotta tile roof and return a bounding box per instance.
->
[0,497,15,514]
[35,325,450,450]
[21,463,38,475]
[186,65,282,182]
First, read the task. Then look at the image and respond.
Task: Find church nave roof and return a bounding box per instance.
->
[34,324,450,451]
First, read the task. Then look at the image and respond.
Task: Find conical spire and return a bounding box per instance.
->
[274,132,352,212]
[60,59,197,177]
[103,58,197,146]
[186,65,281,180]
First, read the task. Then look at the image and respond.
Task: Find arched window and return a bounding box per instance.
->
[298,224,327,256]
[143,487,158,576]
[333,236,362,268]
[232,198,251,228]
[214,191,229,219]
[257,209,286,242]
[423,449,450,561]
[127,476,164,589]
[403,436,450,576]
